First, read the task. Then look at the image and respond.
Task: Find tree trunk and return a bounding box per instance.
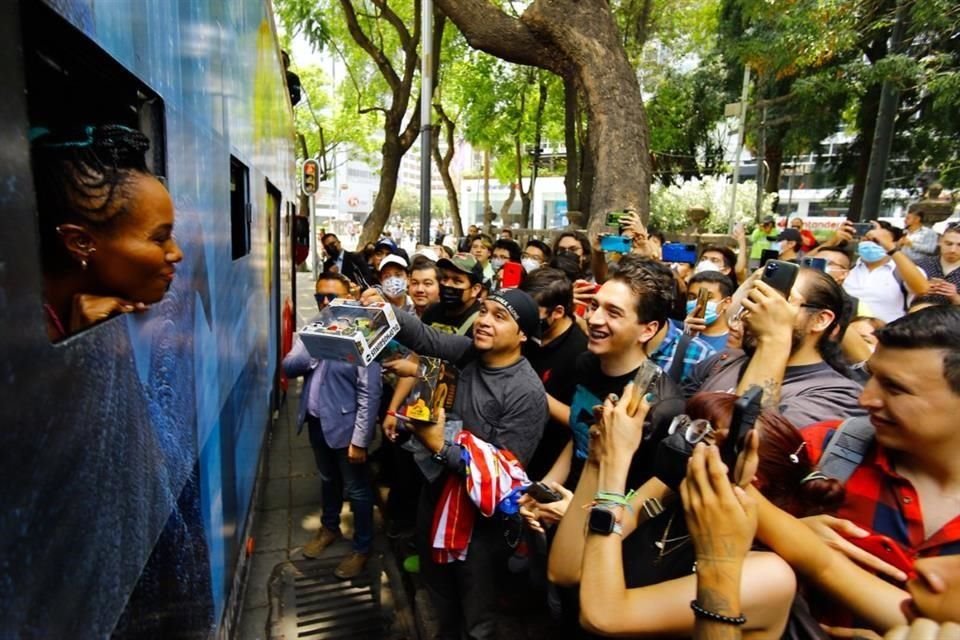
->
[563,76,581,213]
[848,83,882,221]
[765,142,783,195]
[482,148,494,232]
[432,104,464,237]
[581,122,597,227]
[359,137,404,246]
[432,0,651,232]
[500,183,517,218]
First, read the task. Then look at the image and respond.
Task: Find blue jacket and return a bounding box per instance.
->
[282,321,382,449]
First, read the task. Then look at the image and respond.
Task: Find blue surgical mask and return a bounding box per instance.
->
[769,241,782,252]
[491,257,507,272]
[381,276,407,298]
[685,300,721,325]
[857,241,887,263]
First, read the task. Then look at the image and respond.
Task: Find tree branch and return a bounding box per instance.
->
[339,0,403,93]
[433,0,569,75]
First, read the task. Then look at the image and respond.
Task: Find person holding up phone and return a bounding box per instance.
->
[682,272,736,352]
[685,267,865,427]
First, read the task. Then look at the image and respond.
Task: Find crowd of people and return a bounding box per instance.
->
[284,210,960,640]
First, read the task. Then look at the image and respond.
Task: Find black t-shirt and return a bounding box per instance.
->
[523,321,588,479]
[420,300,481,337]
[566,352,685,489]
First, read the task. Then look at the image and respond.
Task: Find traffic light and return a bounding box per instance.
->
[302,159,320,196]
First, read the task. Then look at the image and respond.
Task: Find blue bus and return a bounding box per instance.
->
[0,0,298,636]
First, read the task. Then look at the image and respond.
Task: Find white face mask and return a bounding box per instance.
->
[381,276,407,298]
[491,257,507,272]
[521,257,541,273]
[695,260,722,274]
[769,241,782,252]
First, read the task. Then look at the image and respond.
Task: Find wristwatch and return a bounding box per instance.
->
[587,505,623,536]
[432,441,453,464]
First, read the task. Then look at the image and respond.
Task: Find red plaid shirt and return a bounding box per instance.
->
[804,420,960,557]
[803,421,960,628]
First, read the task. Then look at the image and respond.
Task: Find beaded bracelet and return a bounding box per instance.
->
[690,600,746,625]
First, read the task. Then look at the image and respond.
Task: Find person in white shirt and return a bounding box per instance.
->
[900,205,940,262]
[843,222,929,323]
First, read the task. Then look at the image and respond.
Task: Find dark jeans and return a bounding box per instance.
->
[306,417,374,554]
[416,479,512,640]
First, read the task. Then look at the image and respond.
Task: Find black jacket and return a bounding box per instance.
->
[326,250,375,289]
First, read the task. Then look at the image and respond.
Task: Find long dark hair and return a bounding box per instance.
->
[31,124,151,271]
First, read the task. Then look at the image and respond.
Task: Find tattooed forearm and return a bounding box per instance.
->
[759,377,781,409]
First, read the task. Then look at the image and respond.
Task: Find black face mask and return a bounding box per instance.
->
[440,284,466,307]
[324,244,341,259]
[653,432,696,491]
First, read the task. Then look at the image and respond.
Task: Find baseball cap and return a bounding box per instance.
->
[378,254,408,272]
[437,252,484,284]
[375,237,397,253]
[485,289,541,341]
[774,228,802,243]
[761,215,776,225]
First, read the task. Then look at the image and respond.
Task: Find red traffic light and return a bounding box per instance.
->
[302,159,320,195]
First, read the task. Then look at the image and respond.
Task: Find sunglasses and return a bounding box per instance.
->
[668,414,715,445]
[315,292,339,305]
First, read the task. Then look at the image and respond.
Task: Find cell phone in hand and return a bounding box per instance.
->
[846,534,916,579]
[691,287,711,319]
[661,242,698,264]
[600,234,632,254]
[723,385,763,482]
[851,222,872,238]
[759,249,780,268]
[500,261,523,288]
[761,260,800,298]
[799,257,827,272]
[525,482,564,504]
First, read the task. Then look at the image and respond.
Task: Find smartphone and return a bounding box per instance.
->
[759,249,780,268]
[525,482,564,504]
[851,222,873,238]
[722,385,763,476]
[500,261,523,288]
[600,234,632,254]
[761,260,800,298]
[626,359,662,415]
[800,257,827,272]
[691,287,711,319]
[661,242,698,264]
[606,210,627,232]
[846,534,916,579]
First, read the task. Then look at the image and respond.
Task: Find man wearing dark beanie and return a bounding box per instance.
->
[370,287,547,640]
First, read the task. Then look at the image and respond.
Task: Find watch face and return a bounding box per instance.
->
[588,507,615,534]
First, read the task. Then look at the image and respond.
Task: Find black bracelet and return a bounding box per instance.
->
[887,246,900,256]
[690,600,746,625]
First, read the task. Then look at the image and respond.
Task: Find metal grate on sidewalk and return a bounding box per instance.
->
[267,548,390,639]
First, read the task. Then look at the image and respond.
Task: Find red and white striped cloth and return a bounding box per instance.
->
[429,431,529,563]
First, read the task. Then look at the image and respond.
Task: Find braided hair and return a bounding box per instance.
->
[31,124,151,270]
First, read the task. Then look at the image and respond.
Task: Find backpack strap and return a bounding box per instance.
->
[818,416,875,485]
[456,311,480,336]
[668,332,694,384]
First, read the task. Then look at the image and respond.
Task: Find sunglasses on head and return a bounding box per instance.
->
[668,414,716,445]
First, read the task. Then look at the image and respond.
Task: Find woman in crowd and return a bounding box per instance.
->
[549,386,837,638]
[33,124,183,341]
[469,233,496,283]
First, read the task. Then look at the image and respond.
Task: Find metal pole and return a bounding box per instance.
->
[310,193,318,277]
[861,0,907,222]
[727,64,751,232]
[418,0,434,246]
